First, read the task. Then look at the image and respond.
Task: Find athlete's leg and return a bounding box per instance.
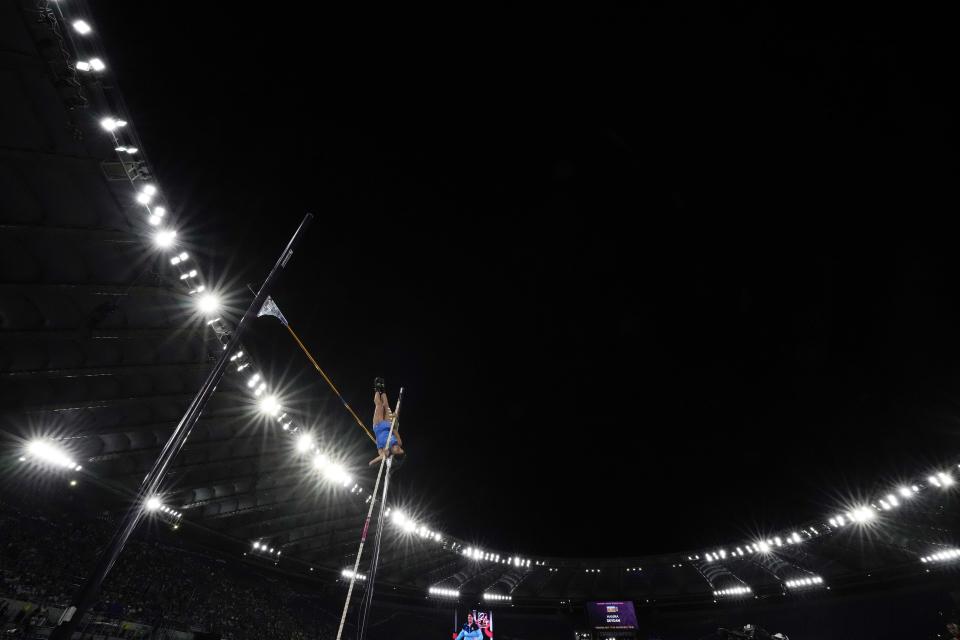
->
[373,391,387,425]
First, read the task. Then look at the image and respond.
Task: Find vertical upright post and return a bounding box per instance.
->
[49,214,313,640]
[335,388,404,640]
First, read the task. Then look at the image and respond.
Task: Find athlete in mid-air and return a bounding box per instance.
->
[369,377,404,466]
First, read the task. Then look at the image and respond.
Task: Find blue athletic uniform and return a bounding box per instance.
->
[455,624,482,640]
[374,419,399,449]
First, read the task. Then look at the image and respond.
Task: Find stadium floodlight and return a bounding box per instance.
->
[786,576,824,589]
[72,19,92,34]
[148,215,161,226]
[714,586,752,597]
[145,497,161,511]
[247,373,261,388]
[312,453,328,470]
[100,116,126,132]
[327,464,351,486]
[850,506,875,523]
[89,57,105,71]
[296,433,313,453]
[25,439,76,469]
[342,569,366,581]
[197,293,220,314]
[757,541,771,553]
[938,472,955,487]
[428,587,459,599]
[76,60,91,71]
[153,229,176,248]
[483,593,512,602]
[259,395,281,416]
[920,549,960,564]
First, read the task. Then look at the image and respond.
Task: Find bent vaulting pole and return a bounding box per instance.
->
[49,213,314,640]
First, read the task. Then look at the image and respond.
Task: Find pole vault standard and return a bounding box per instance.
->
[49,213,314,640]
[357,434,395,640]
[335,388,403,640]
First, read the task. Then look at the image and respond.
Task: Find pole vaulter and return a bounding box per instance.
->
[256,295,407,639]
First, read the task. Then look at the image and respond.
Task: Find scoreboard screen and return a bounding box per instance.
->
[585,601,638,630]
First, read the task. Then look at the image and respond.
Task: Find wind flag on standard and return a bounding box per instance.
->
[259,294,376,445]
[258,296,288,326]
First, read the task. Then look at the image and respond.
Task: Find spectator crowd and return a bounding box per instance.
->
[0,498,339,639]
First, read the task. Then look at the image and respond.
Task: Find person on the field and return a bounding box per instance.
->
[369,377,404,466]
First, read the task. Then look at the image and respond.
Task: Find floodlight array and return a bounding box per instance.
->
[785,576,825,590]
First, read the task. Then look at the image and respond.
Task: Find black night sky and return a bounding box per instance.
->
[90,4,959,557]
